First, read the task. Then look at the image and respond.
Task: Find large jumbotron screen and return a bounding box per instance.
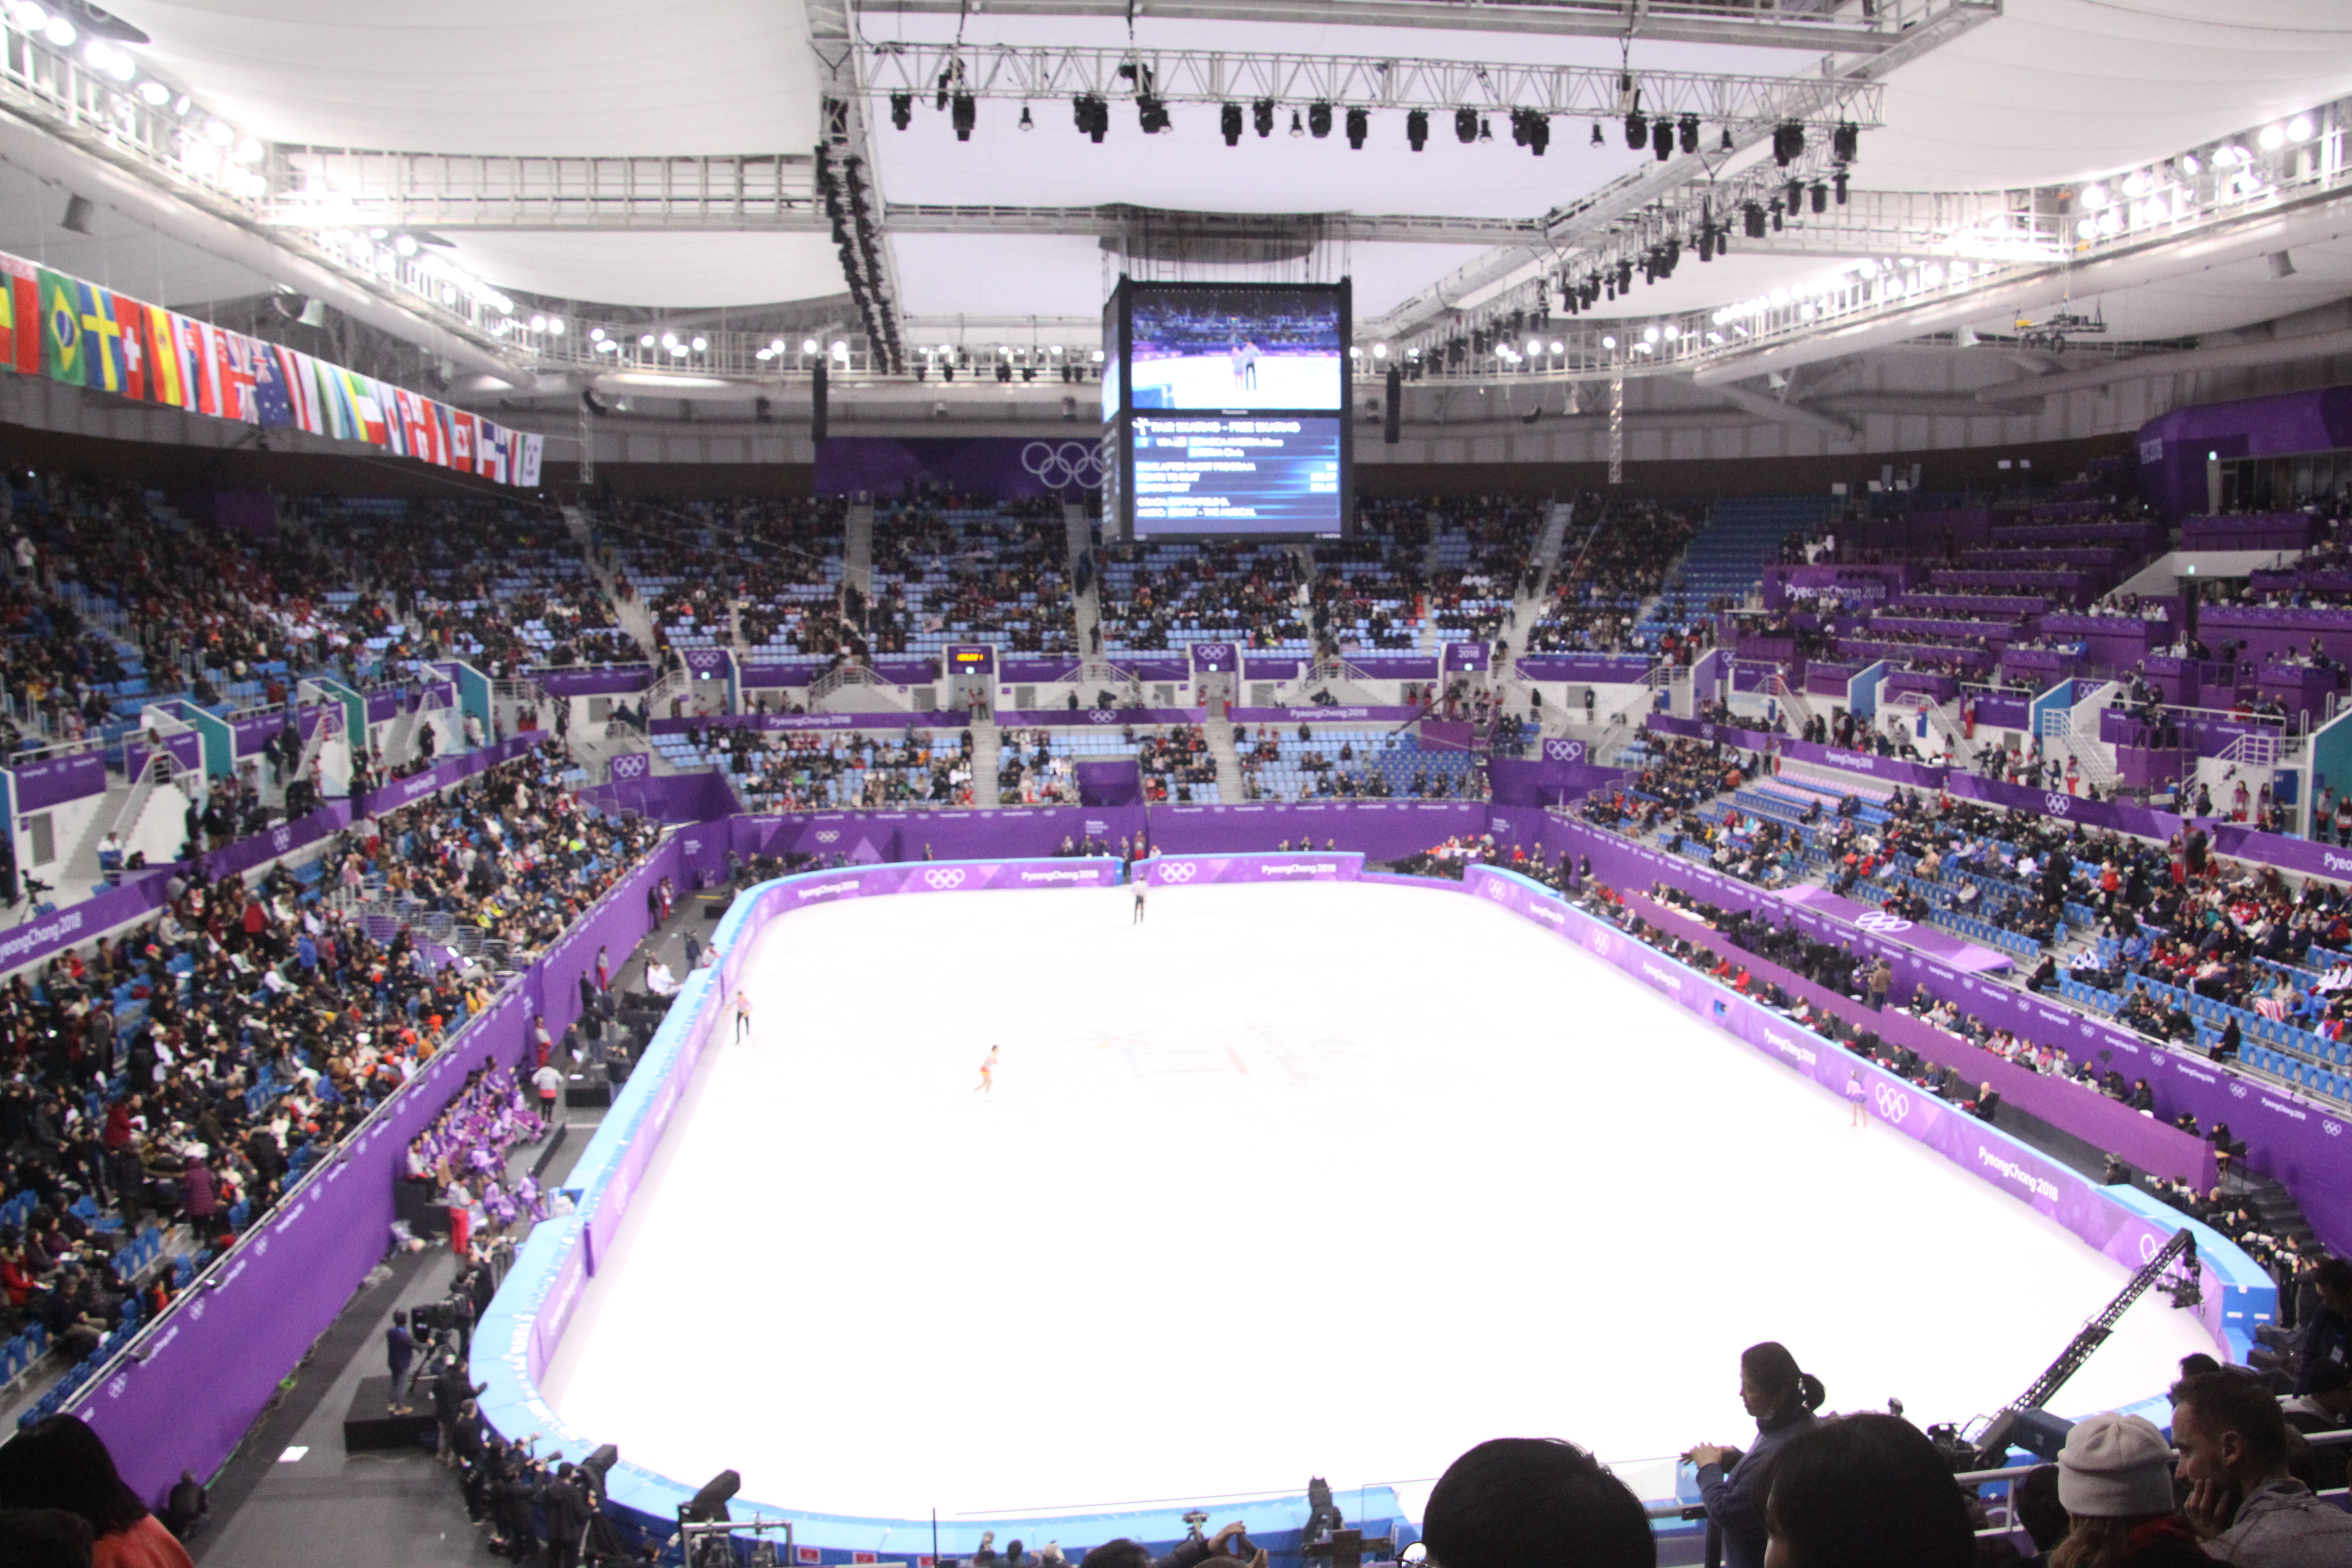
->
[1106,277,1352,540]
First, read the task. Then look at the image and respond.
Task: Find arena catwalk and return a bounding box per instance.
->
[540,881,2217,1521]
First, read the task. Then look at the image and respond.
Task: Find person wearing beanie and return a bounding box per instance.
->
[2053,1413,2210,1568]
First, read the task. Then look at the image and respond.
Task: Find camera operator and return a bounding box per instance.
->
[433,1349,489,1469]
[543,1462,594,1568]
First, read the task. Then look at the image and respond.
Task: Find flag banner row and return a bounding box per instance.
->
[0,250,544,488]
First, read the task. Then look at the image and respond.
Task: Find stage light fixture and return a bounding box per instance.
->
[1833,169,1849,205]
[1743,201,1766,239]
[1345,106,1368,149]
[1455,106,1478,144]
[1770,199,1784,233]
[1773,122,1804,166]
[1254,99,1275,138]
[1289,108,1305,138]
[889,94,912,130]
[1405,108,1427,150]
[1810,181,1827,214]
[1651,118,1673,161]
[1832,121,1859,162]
[1478,116,1492,142]
[1018,105,1033,131]
[1221,102,1242,146]
[1786,177,1804,212]
[1623,108,1647,149]
[950,92,976,141]
[1308,100,1332,138]
[1072,94,1109,142]
[1589,121,1604,147]
[1678,114,1700,154]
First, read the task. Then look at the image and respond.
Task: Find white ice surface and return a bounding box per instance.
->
[540,881,2216,1524]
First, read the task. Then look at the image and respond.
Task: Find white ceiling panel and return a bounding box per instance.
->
[438,232,850,310]
[0,159,272,306]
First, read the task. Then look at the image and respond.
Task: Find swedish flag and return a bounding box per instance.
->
[38,268,83,386]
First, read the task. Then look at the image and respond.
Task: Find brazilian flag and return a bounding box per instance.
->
[38,268,84,386]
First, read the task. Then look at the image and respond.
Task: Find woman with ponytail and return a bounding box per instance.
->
[1682,1342,1826,1568]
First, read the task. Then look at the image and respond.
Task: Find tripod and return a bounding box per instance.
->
[13,875,52,925]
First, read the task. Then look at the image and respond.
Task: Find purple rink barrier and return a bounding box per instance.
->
[2207,824,2352,883]
[471,856,1399,1564]
[1551,818,2352,1254]
[1228,705,1425,725]
[64,836,687,1509]
[533,665,655,698]
[1515,654,1656,685]
[0,873,174,974]
[651,710,971,734]
[731,804,1151,866]
[1146,850,1364,886]
[585,768,741,827]
[1619,889,2214,1188]
[8,746,110,809]
[1774,883,2011,974]
[1153,800,1490,860]
[1460,865,2270,1353]
[995,706,1202,729]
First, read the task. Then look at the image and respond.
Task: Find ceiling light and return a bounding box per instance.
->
[639,333,656,347]
[135,79,167,105]
[2288,114,2315,142]
[2180,153,2202,175]
[204,118,232,146]
[1345,106,1368,150]
[5,2,48,33]
[669,343,688,356]
[2259,124,2286,151]
[889,93,912,130]
[529,314,546,331]
[1677,114,1699,154]
[43,14,73,45]
[589,326,606,342]
[1372,342,1387,358]
[1290,108,1305,138]
[546,317,564,335]
[2121,171,2148,197]
[1589,121,1604,147]
[950,92,976,140]
[1456,107,1477,145]
[2079,184,2108,210]
[392,233,417,255]
[1525,337,1542,355]
[690,335,707,350]
[1549,340,1564,354]
[1405,108,1426,151]
[1642,326,1660,343]
[755,347,773,361]
[1019,104,1034,132]
[1308,101,1332,139]
[1600,335,1616,349]
[802,338,819,354]
[1221,102,1242,146]
[1253,99,1275,139]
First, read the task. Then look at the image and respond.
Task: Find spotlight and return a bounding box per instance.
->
[1698,225,1715,262]
[1832,121,1860,163]
[889,93,912,130]
[1289,108,1305,138]
[1478,116,1492,142]
[1254,99,1276,138]
[58,193,92,234]
[1833,169,1849,205]
[1139,95,1171,133]
[1456,106,1478,144]
[1345,106,1368,149]
[1221,102,1242,147]
[1590,121,1605,147]
[1510,108,1548,156]
[1678,114,1700,154]
[1786,177,1805,212]
[950,92,976,141]
[1772,122,1804,166]
[1072,94,1109,142]
[1624,108,1647,149]
[1651,118,1673,160]
[1743,201,1766,239]
[1720,126,1735,152]
[1810,181,1828,214]
[1770,199,1784,233]
[1406,108,1427,150]
[1308,100,1332,139]
[1019,104,1034,131]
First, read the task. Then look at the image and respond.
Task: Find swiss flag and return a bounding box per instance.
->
[450,409,476,467]
[795,1549,821,1564]
[854,1555,879,1564]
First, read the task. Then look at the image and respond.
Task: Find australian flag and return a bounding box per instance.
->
[250,344,294,428]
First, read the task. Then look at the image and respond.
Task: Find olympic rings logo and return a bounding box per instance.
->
[2139,1232,2162,1264]
[272,827,293,852]
[1484,879,1510,901]
[1021,439,1113,489]
[1087,710,1114,723]
[1873,1083,1911,1121]
[1854,911,1913,934]
[1544,739,1585,762]
[2230,1082,2248,1099]
[1160,862,1198,883]
[2325,1120,2343,1138]
[610,753,649,780]
[923,868,967,889]
[2044,793,2071,817]
[814,830,840,843]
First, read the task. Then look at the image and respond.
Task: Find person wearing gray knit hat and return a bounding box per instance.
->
[2050,1413,2209,1568]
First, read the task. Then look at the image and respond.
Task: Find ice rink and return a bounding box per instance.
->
[542,881,2218,1524]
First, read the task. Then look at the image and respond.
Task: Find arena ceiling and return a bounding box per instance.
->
[5,0,2352,401]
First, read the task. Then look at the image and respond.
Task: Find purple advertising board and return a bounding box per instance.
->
[534,666,656,697]
[815,436,1104,499]
[9,747,111,809]
[1944,773,2185,842]
[1227,705,1423,725]
[994,707,1204,729]
[730,805,1151,866]
[652,710,972,735]
[1773,883,2011,973]
[1152,800,1489,860]
[1514,655,1653,685]
[1145,851,1364,886]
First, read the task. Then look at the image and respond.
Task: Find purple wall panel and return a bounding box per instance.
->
[11,749,110,809]
[1152,800,1488,858]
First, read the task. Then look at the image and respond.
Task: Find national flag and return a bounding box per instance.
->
[477,420,509,483]
[250,341,294,428]
[431,401,456,467]
[513,431,544,488]
[794,1550,820,1565]
[218,331,260,423]
[275,344,324,434]
[174,315,221,415]
[450,409,476,468]
[38,268,85,386]
[0,254,39,375]
[145,304,193,409]
[342,369,388,445]
[74,281,128,394]
[376,381,407,456]
[315,363,357,441]
[109,293,149,401]
[853,1554,878,1564]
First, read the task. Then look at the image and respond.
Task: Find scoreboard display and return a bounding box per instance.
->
[1105,277,1351,539]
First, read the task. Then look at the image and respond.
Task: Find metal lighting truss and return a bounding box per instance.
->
[1393,94,2352,386]
[0,15,525,364]
[1356,0,1999,343]
[265,149,817,231]
[852,0,1949,51]
[861,41,1888,127]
